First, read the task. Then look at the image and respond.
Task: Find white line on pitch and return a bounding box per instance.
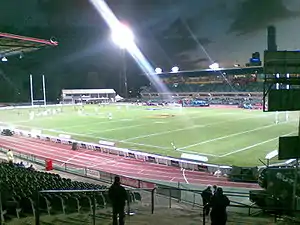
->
[87,123,146,134]
[219,131,297,157]
[122,114,269,142]
[179,120,297,150]
[175,149,217,157]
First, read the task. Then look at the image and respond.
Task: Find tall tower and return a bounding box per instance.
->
[267,26,277,51]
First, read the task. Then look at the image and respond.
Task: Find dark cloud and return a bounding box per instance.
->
[158,18,212,53]
[229,0,300,35]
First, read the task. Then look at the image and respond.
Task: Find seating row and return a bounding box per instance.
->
[0,162,141,222]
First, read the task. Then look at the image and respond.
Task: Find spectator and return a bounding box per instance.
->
[214,168,222,177]
[201,185,213,216]
[19,161,25,168]
[27,164,35,171]
[108,176,128,225]
[6,149,14,164]
[209,187,230,225]
[212,185,217,195]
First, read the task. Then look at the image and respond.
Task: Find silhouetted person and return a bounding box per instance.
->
[27,164,35,171]
[109,176,128,225]
[212,185,217,195]
[201,185,213,216]
[209,187,230,225]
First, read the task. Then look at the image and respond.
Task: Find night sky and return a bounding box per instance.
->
[1,0,300,102]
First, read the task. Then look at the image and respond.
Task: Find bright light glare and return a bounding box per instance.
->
[89,0,172,100]
[155,67,162,74]
[209,63,219,70]
[1,57,7,62]
[111,23,134,49]
[171,66,179,73]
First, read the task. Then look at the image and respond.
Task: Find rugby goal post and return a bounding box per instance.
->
[29,74,47,106]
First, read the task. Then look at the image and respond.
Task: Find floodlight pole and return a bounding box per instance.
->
[42,75,47,106]
[122,49,128,99]
[29,74,34,106]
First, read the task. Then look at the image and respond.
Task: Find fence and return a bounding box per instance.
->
[34,188,149,225]
[31,188,298,225]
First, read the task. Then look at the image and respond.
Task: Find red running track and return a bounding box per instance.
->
[0,136,259,189]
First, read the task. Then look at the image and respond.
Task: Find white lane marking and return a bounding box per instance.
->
[181,168,189,184]
[60,150,90,166]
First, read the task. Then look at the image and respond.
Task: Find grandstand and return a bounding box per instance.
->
[140,67,264,106]
[61,89,117,104]
[0,160,141,224]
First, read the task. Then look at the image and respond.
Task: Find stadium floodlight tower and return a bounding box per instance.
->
[111,23,134,99]
[171,66,179,73]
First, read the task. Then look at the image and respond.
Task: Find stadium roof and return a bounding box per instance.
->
[0,32,58,57]
[157,66,263,78]
[62,89,116,94]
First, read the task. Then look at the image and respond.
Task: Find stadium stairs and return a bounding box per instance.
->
[0,162,141,224]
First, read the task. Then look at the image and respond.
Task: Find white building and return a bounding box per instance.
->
[61,89,117,104]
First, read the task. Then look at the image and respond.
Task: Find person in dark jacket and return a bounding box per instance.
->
[201,185,213,216]
[209,187,230,225]
[108,176,128,225]
[212,185,217,195]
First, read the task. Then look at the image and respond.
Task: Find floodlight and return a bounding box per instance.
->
[1,57,7,62]
[111,23,134,49]
[171,66,179,73]
[209,63,219,70]
[155,67,162,74]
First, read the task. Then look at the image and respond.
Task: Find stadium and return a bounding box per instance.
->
[1,3,300,225]
[1,72,298,167]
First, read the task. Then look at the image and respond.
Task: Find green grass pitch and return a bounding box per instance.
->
[0,104,298,166]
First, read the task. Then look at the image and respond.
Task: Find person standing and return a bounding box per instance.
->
[201,185,213,216]
[6,149,14,164]
[212,185,217,195]
[108,176,128,225]
[209,187,230,225]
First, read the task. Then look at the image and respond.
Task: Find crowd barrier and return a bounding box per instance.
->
[6,128,232,175]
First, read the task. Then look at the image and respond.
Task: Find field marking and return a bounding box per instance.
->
[122,114,269,142]
[181,168,189,184]
[87,123,146,134]
[179,120,297,150]
[176,149,218,157]
[219,131,297,157]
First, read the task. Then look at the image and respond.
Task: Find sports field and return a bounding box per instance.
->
[0,104,298,166]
